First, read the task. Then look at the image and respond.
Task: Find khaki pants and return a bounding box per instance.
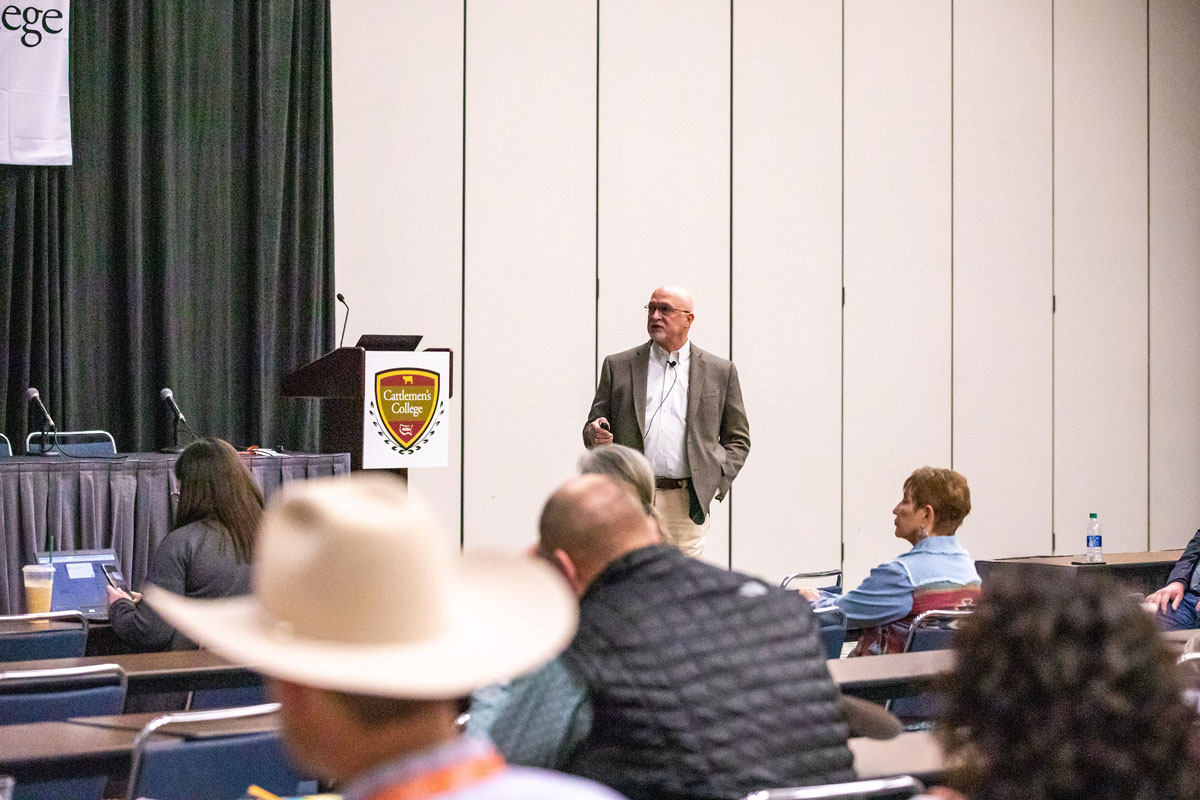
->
[654,486,711,557]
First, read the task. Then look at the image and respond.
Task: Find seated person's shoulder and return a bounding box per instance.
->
[496,765,631,799]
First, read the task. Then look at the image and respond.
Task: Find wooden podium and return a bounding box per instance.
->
[283,335,450,472]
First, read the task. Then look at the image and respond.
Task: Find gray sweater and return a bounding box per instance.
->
[109,519,252,651]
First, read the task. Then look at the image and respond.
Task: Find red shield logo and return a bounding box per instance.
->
[375,369,440,449]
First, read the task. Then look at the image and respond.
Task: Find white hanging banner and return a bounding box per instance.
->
[0,1,71,165]
[362,350,451,469]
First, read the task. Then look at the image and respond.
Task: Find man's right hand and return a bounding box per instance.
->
[584,418,613,448]
[1148,581,1186,614]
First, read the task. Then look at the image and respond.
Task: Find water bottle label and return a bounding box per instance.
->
[1086,535,1102,548]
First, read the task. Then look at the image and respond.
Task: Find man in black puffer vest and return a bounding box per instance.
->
[535,474,856,800]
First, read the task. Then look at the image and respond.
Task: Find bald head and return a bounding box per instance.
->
[653,285,693,312]
[646,286,695,353]
[539,474,660,591]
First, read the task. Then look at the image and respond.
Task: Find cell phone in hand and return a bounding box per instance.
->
[599,421,611,432]
[103,563,129,593]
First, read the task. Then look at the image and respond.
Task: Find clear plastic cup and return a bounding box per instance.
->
[21,564,55,617]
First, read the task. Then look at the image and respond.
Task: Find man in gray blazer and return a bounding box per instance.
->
[583,286,750,555]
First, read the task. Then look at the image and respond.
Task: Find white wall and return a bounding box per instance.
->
[332,0,1200,584]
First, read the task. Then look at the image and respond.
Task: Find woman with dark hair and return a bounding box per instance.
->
[932,572,1200,800]
[106,438,263,650]
[796,466,981,656]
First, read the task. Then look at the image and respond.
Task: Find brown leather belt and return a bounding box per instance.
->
[655,477,689,490]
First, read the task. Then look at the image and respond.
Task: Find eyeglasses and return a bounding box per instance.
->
[645,303,690,316]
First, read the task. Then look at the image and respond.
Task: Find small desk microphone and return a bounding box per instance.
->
[337,293,350,347]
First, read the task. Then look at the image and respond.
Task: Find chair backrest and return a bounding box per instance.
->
[0,611,89,661]
[887,609,974,726]
[25,429,117,457]
[186,679,268,710]
[781,569,843,595]
[813,606,848,660]
[902,608,973,654]
[126,703,309,800]
[0,663,127,723]
[0,432,11,457]
[742,775,925,800]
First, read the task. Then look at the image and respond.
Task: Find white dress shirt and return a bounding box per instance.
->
[644,341,690,479]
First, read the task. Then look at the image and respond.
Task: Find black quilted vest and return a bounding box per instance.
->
[561,545,855,800]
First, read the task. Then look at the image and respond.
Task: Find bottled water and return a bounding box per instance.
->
[1085,513,1103,563]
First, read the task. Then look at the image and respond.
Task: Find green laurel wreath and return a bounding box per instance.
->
[368,400,446,454]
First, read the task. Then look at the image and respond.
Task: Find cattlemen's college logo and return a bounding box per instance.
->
[372,369,441,451]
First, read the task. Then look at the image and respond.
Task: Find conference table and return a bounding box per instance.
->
[975,549,1184,596]
[0,451,351,615]
[827,650,951,702]
[0,711,937,788]
[0,709,282,787]
[0,649,259,696]
[1,626,1189,703]
[850,730,943,783]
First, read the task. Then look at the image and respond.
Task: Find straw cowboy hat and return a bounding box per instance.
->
[147,473,577,699]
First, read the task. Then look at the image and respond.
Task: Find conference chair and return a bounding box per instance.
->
[0,432,11,456]
[1179,651,1200,713]
[781,569,844,595]
[25,429,117,457]
[888,608,973,726]
[0,663,127,800]
[125,703,313,800]
[0,662,127,723]
[185,677,268,710]
[741,775,925,800]
[0,610,89,662]
[813,606,849,660]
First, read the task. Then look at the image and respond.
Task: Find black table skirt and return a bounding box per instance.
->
[0,452,350,615]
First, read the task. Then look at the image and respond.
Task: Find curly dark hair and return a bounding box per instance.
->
[937,571,1200,800]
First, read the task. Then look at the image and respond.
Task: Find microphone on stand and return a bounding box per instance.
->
[25,387,56,455]
[160,387,187,425]
[337,293,350,348]
[25,387,56,430]
[159,387,192,454]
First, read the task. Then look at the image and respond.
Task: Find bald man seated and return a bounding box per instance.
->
[469,474,881,800]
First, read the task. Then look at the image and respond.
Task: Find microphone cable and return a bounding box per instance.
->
[644,359,679,438]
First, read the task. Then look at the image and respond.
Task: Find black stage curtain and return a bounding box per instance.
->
[0,0,333,454]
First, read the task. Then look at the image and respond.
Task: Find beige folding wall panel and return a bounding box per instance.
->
[462,0,597,551]
[842,1,953,587]
[1053,0,1148,554]
[731,1,842,583]
[951,0,1053,562]
[330,0,464,545]
[330,2,1200,565]
[596,0,732,567]
[1149,0,1200,550]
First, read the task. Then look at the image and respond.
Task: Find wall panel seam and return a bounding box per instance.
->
[459,0,468,551]
[1050,0,1057,554]
[1145,0,1151,551]
[727,0,734,571]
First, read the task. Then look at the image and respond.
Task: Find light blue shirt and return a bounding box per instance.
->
[813,535,980,628]
[342,735,622,800]
[467,657,591,770]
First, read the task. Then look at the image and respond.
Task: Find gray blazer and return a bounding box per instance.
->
[584,341,750,522]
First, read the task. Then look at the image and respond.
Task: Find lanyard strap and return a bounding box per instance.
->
[368,751,506,800]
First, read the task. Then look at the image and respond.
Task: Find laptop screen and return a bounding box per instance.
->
[35,549,118,616]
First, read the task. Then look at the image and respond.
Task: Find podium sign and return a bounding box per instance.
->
[362,350,451,468]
